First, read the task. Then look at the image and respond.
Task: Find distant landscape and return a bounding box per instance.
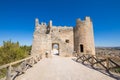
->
[96,47,120,56]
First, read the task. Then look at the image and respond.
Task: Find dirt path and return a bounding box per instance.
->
[16,55,115,80]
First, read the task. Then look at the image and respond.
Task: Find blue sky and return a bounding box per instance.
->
[0,0,120,47]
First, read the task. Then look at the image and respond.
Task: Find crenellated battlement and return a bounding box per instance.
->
[76,16,92,27]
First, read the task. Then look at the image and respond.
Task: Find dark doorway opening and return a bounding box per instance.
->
[52,43,59,55]
[80,44,84,52]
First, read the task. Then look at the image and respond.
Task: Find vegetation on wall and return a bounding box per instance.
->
[0,40,31,66]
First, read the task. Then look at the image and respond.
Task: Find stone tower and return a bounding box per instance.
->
[31,16,95,57]
[74,17,95,55]
[31,18,52,56]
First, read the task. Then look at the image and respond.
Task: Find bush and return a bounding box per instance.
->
[0,40,31,66]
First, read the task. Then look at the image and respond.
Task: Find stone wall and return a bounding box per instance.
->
[31,21,52,57]
[51,27,74,56]
[31,16,95,57]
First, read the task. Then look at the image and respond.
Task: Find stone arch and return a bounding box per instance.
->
[52,43,59,55]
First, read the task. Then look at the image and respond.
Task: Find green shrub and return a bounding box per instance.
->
[0,40,31,66]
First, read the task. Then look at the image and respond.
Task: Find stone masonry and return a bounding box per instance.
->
[31,16,95,57]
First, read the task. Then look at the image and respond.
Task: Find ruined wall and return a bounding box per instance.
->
[31,19,74,57]
[51,27,74,56]
[31,19,52,56]
[31,16,95,57]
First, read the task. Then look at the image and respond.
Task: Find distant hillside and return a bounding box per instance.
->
[95,47,120,56]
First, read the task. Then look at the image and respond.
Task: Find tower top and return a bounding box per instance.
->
[49,20,52,27]
[85,16,91,22]
[35,18,39,26]
[76,18,81,24]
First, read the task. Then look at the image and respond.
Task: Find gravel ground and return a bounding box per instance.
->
[15,55,115,80]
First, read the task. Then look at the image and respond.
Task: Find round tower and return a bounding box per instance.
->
[74,17,95,55]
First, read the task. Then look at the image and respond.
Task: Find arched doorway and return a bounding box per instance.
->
[52,43,59,55]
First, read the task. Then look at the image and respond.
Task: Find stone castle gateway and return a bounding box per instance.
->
[31,16,95,57]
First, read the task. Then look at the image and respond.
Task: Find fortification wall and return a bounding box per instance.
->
[51,26,74,56]
[31,17,95,57]
[31,22,52,57]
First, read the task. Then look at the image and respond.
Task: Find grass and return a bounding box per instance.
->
[115,68,120,73]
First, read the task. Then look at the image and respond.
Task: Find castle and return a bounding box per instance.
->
[31,16,95,57]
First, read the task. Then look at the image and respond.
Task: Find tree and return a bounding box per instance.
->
[0,40,31,66]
